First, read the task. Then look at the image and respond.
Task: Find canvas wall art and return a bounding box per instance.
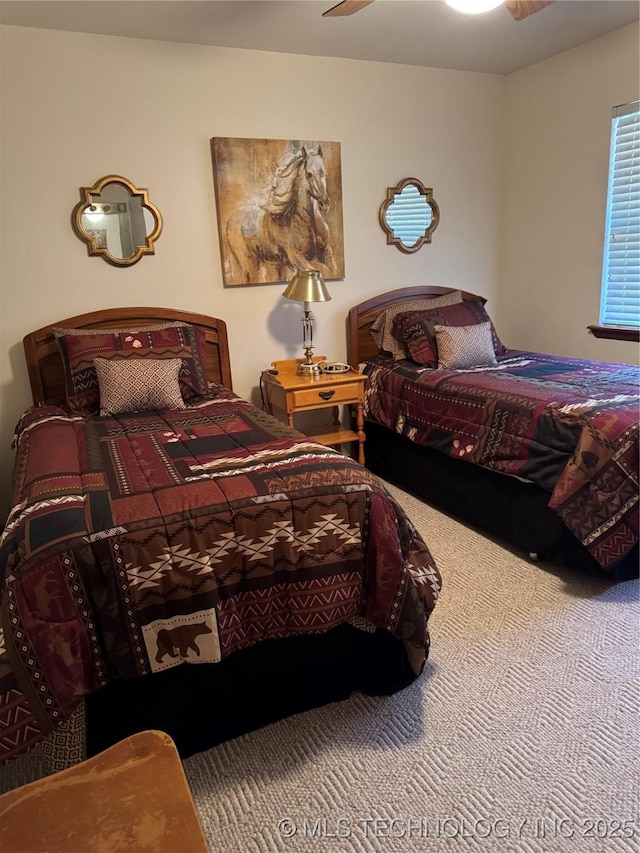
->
[211,137,345,286]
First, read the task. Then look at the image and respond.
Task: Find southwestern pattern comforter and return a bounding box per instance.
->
[362,352,639,571]
[0,388,441,763]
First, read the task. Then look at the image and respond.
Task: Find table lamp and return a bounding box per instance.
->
[282,269,331,374]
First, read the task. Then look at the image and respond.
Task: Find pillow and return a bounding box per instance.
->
[393,299,506,366]
[54,323,208,413]
[94,358,186,416]
[370,290,463,359]
[52,322,187,336]
[434,322,498,369]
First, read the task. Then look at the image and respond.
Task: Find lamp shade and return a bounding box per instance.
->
[282,269,331,304]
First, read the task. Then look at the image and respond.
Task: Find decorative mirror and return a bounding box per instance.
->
[72,175,162,266]
[379,178,440,253]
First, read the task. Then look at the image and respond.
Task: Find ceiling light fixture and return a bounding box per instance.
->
[84,204,104,223]
[445,0,504,14]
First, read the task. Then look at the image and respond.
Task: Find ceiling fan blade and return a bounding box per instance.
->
[505,0,554,21]
[323,0,375,17]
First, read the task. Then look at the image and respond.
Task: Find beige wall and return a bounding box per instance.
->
[0,25,504,516]
[500,23,639,360]
[1,22,638,520]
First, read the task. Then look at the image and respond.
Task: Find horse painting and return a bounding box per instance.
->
[212,139,344,285]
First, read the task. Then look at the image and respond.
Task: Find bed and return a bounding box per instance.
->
[347,286,639,581]
[0,307,442,769]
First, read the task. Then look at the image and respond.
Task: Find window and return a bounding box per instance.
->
[594,100,639,341]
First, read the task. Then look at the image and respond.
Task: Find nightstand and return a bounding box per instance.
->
[261,357,366,464]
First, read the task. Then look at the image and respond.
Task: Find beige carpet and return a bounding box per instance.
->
[2,484,638,852]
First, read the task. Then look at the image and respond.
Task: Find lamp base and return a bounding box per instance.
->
[297,361,321,374]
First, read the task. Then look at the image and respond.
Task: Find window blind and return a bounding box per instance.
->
[600,100,639,328]
[385,184,433,248]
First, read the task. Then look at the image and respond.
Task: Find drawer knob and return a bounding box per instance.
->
[319,390,336,401]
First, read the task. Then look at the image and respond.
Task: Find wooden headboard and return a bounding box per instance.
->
[23,307,233,406]
[346,286,485,367]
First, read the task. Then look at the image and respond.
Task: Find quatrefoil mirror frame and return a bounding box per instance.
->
[379,177,440,254]
[72,175,163,267]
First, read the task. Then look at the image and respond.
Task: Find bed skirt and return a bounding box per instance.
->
[364,420,638,581]
[35,624,416,771]
[84,623,417,759]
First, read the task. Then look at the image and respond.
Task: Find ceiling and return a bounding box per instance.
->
[1,0,638,75]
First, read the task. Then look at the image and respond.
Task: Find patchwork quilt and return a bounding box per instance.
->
[0,388,441,763]
[362,352,639,570]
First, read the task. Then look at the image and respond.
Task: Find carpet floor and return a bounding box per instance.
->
[1,483,638,852]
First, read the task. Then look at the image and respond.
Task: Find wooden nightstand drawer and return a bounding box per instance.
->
[292,381,362,410]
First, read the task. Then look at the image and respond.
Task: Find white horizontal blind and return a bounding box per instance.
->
[385,184,433,248]
[600,100,639,328]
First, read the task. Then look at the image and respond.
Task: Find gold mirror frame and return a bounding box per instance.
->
[379,177,440,254]
[72,175,162,267]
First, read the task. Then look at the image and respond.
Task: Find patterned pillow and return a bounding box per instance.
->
[370,290,463,359]
[434,322,498,369]
[52,322,187,336]
[393,299,507,366]
[95,358,186,416]
[54,323,208,413]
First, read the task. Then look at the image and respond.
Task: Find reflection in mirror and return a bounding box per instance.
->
[72,176,162,266]
[379,178,440,253]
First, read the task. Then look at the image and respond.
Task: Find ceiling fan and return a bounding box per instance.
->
[323,0,554,21]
